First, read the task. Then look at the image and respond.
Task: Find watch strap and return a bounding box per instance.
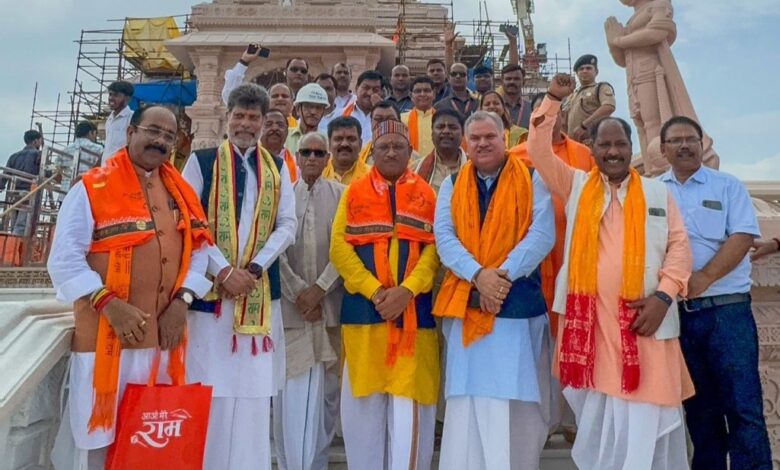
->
[653,291,673,307]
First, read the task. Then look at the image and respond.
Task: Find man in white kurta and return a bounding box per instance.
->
[48,106,212,470]
[182,83,297,470]
[274,133,345,470]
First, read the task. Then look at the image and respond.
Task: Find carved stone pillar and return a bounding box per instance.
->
[189,47,226,151]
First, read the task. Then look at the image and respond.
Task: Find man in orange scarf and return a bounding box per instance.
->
[401,76,436,158]
[48,105,213,468]
[528,74,693,469]
[434,110,555,470]
[330,120,440,469]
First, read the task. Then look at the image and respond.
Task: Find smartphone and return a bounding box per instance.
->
[258,47,271,58]
[247,43,259,55]
[467,289,481,309]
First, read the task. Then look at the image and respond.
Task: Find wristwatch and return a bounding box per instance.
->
[175,288,195,306]
[248,262,263,280]
[653,291,673,307]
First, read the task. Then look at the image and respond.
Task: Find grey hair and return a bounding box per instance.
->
[464,110,505,136]
[298,131,329,151]
[227,83,270,114]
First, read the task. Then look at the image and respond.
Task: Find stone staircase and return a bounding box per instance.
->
[271,435,576,469]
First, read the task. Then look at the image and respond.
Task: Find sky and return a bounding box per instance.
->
[0,0,778,179]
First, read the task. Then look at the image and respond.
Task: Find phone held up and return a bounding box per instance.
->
[247,44,271,58]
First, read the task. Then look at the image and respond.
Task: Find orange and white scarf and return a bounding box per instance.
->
[559,167,646,393]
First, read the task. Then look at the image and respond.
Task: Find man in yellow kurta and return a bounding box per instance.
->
[330,120,440,469]
[401,76,436,158]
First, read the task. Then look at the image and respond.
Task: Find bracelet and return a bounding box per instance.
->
[220,267,235,284]
[773,237,780,252]
[94,292,117,313]
[546,91,563,102]
[90,287,110,309]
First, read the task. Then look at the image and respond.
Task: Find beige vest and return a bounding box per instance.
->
[72,170,184,352]
[552,172,680,340]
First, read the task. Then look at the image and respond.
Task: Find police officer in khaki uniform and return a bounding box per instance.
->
[565,54,616,143]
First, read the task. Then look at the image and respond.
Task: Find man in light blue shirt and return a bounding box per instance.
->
[660,116,771,470]
[434,110,555,470]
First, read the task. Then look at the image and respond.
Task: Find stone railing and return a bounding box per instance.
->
[0,296,72,470]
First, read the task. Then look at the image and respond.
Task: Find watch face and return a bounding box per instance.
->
[181,292,194,304]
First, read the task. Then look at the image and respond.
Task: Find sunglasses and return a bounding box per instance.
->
[289,66,308,74]
[299,148,328,158]
[450,71,467,78]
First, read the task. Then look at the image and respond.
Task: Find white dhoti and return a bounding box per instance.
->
[51,348,171,470]
[439,396,548,470]
[563,388,689,470]
[187,299,286,470]
[439,315,553,470]
[340,362,436,470]
[273,363,340,470]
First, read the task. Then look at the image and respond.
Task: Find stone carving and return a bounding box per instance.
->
[605,0,719,176]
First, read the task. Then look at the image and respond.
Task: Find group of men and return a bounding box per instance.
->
[45,40,772,470]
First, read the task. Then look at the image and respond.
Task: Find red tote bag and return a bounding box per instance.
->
[105,352,213,470]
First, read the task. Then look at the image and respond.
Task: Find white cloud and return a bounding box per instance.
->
[722,153,780,181]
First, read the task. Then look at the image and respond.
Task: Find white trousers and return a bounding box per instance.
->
[202,396,271,470]
[564,388,690,470]
[340,362,436,470]
[273,363,340,470]
[439,395,548,470]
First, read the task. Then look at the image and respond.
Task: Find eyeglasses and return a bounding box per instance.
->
[135,125,176,144]
[299,148,328,158]
[664,137,701,146]
[288,66,308,74]
[450,71,467,78]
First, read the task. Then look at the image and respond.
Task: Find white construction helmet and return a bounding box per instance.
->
[294,83,329,106]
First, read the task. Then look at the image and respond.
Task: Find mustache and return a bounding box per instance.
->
[145,143,168,154]
[336,146,353,153]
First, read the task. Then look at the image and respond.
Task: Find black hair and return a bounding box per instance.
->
[356,70,384,88]
[129,104,176,127]
[107,80,134,97]
[590,117,633,146]
[23,130,42,144]
[327,116,362,140]
[412,76,435,90]
[315,73,337,88]
[426,59,446,69]
[371,100,401,119]
[227,83,270,114]
[265,108,287,119]
[74,121,97,138]
[285,57,309,71]
[432,108,464,129]
[661,116,703,143]
[500,64,525,77]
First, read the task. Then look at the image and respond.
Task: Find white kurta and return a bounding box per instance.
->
[181,147,297,470]
[101,106,132,159]
[47,179,212,469]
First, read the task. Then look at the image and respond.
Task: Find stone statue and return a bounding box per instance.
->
[605,0,719,176]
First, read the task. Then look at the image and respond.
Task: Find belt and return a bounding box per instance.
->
[679,293,751,313]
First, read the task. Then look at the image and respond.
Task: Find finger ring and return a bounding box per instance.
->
[139,320,147,328]
[124,332,134,339]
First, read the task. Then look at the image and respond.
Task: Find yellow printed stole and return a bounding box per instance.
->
[208,140,281,353]
[560,168,646,393]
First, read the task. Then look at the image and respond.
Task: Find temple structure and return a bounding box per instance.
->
[166,0,451,150]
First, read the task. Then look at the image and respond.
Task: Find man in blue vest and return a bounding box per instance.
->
[181,83,298,470]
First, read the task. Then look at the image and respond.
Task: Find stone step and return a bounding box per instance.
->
[272,435,576,469]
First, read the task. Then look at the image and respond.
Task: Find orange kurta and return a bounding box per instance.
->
[510,137,594,336]
[528,97,694,407]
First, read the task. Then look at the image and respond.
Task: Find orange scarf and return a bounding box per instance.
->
[408,108,434,152]
[342,102,356,117]
[344,167,436,364]
[284,148,298,183]
[559,168,645,393]
[433,155,533,346]
[82,148,212,433]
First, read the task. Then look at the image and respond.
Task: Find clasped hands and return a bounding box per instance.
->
[217,266,257,300]
[474,268,512,314]
[371,286,415,322]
